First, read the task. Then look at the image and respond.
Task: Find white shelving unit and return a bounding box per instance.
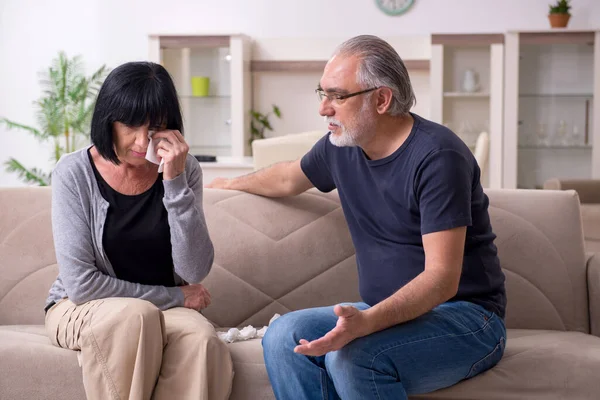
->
[430,34,505,189]
[503,29,600,189]
[148,34,252,159]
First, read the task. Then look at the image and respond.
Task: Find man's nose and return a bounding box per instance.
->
[319,99,334,117]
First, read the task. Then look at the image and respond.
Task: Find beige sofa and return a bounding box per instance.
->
[544,178,600,252]
[251,130,324,170]
[2,186,600,399]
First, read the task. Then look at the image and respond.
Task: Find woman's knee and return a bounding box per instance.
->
[90,298,163,335]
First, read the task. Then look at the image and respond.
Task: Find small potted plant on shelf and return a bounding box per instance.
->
[249,104,282,145]
[548,0,571,28]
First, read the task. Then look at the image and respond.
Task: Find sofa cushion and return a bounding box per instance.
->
[0,325,85,400]
[3,324,600,400]
[227,339,275,400]
[223,329,600,400]
[414,329,600,399]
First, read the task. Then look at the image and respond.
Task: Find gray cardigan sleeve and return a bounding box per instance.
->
[162,155,214,284]
[51,166,184,310]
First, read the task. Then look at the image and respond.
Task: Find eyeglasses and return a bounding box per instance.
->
[315,87,380,105]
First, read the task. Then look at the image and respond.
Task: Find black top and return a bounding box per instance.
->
[300,113,506,319]
[88,149,176,287]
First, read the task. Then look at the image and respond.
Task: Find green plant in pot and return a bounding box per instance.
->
[548,0,571,28]
[249,104,282,145]
[1,51,108,185]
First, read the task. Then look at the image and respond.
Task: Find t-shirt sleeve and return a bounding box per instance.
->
[414,149,473,235]
[300,133,336,192]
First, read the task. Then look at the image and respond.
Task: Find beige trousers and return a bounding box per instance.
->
[45,298,233,400]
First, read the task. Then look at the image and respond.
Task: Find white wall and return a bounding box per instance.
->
[1,0,599,186]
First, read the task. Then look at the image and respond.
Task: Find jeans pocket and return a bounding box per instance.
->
[465,336,505,379]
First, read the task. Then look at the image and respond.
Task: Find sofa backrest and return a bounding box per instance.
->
[0,187,57,325]
[0,187,590,334]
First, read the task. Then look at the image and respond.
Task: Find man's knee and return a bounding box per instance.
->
[325,341,365,375]
[262,311,311,359]
[325,339,393,383]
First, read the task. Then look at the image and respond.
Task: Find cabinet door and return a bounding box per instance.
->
[504,31,599,189]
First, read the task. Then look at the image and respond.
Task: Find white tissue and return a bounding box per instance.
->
[218,313,281,343]
[146,131,164,172]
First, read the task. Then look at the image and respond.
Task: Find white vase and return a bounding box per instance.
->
[462,69,480,93]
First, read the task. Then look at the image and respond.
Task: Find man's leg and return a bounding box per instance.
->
[151,307,234,400]
[324,300,506,400]
[262,303,371,400]
[45,297,165,400]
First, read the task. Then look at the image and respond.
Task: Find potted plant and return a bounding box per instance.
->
[249,104,282,145]
[548,0,571,28]
[1,52,108,185]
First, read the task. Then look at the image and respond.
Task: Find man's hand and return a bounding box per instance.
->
[294,304,371,357]
[152,130,189,181]
[205,177,231,189]
[180,284,211,311]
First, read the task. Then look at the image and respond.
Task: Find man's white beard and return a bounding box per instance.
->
[326,116,359,147]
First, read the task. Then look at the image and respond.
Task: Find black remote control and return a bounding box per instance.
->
[194,155,217,162]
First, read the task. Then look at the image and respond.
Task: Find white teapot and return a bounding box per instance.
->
[462,69,480,93]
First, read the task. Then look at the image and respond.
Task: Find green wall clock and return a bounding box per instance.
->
[375,0,415,16]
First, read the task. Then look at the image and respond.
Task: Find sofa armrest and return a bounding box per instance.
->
[544,179,600,204]
[587,252,600,336]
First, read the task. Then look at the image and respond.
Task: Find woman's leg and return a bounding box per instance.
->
[45,298,165,400]
[151,307,234,400]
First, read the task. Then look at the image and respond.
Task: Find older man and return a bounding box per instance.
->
[207,35,506,400]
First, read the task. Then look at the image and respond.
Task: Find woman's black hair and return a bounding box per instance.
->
[90,61,183,164]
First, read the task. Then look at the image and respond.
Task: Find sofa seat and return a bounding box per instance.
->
[3,325,600,400]
[0,325,85,400]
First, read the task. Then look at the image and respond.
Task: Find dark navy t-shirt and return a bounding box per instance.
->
[300,113,506,318]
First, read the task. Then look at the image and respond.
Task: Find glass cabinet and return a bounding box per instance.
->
[503,30,600,189]
[430,34,505,188]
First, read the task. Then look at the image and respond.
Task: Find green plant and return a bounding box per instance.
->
[549,0,571,14]
[1,51,108,185]
[249,104,282,145]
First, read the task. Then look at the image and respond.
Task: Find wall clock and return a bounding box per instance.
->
[375,0,415,16]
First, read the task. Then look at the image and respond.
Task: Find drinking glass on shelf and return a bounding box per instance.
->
[536,122,547,146]
[572,124,582,147]
[556,120,568,146]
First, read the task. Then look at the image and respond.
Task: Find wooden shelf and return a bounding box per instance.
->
[444,92,490,98]
[518,145,592,150]
[432,34,504,46]
[250,59,430,72]
[519,31,595,45]
[156,35,231,49]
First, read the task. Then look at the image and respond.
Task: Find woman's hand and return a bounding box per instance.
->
[151,130,189,180]
[180,284,211,311]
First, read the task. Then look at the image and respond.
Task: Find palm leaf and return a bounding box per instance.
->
[35,97,63,139]
[0,117,46,140]
[4,158,49,186]
[1,51,108,185]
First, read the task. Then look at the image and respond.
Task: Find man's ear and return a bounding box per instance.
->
[376,87,393,115]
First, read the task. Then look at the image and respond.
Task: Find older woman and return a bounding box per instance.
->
[43,61,233,400]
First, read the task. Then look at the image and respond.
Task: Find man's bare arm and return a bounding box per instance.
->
[362,226,466,333]
[205,159,314,198]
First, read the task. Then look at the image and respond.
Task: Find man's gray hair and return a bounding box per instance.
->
[333,35,416,116]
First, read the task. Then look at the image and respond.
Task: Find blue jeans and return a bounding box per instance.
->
[262,300,506,400]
